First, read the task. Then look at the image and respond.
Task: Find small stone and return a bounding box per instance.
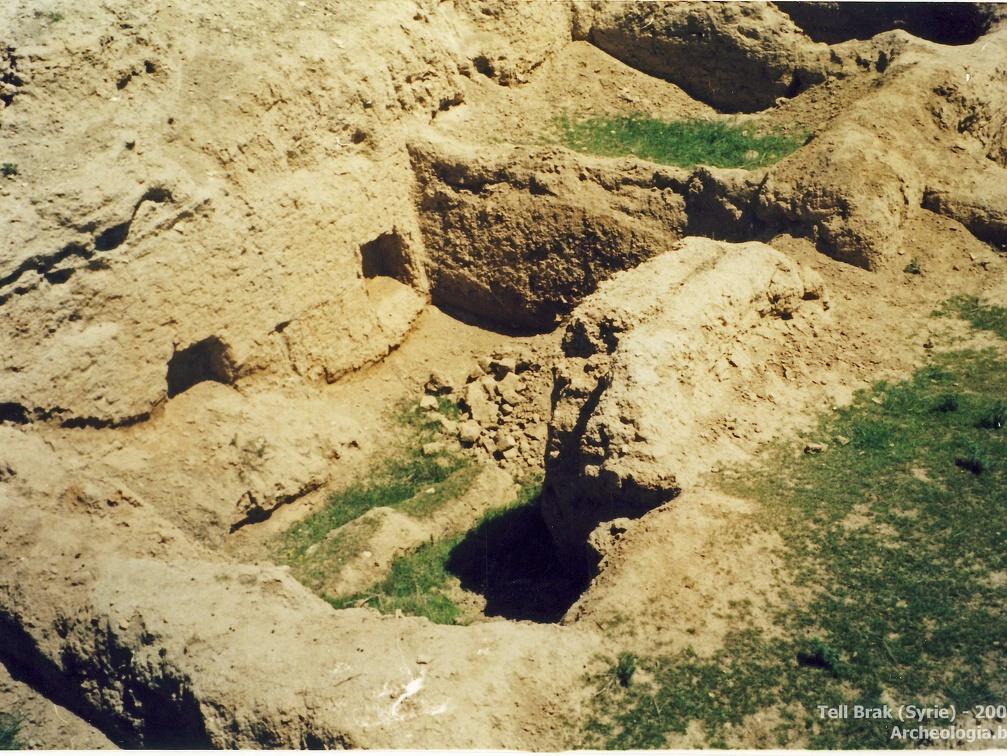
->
[497,372,523,392]
[419,395,438,411]
[425,371,453,395]
[495,433,516,453]
[804,442,828,454]
[458,420,482,444]
[465,381,497,425]
[517,356,540,372]
[502,447,519,460]
[306,543,320,557]
[499,403,513,416]
[476,356,492,374]
[422,441,445,456]
[492,357,516,377]
[416,654,433,665]
[524,424,547,441]
[500,390,522,406]
[119,619,130,631]
[835,435,850,446]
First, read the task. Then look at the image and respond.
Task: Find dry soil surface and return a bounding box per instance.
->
[1,0,1006,749]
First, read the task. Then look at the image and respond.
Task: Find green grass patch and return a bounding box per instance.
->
[1,164,17,178]
[0,714,21,751]
[328,535,466,625]
[584,348,1007,749]
[935,295,1007,340]
[271,399,477,594]
[33,9,63,23]
[553,114,806,170]
[328,475,544,624]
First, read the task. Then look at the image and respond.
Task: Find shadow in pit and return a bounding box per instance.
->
[445,495,588,623]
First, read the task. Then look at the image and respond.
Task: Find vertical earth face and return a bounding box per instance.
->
[1,0,1006,749]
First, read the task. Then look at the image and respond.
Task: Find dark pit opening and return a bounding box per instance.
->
[93,221,131,252]
[472,55,495,79]
[777,2,994,45]
[359,231,412,285]
[166,337,233,398]
[445,495,588,623]
[0,402,28,424]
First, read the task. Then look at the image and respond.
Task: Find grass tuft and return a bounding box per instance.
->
[0,714,21,751]
[955,439,989,475]
[933,393,959,413]
[797,638,844,678]
[271,398,477,596]
[614,652,637,688]
[329,474,545,624]
[851,418,893,449]
[1,164,17,177]
[903,257,922,275]
[977,399,1006,430]
[328,536,466,625]
[553,114,806,170]
[934,295,1007,340]
[33,10,63,23]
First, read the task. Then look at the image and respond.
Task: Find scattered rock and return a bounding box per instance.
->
[457,420,482,445]
[492,357,516,377]
[495,432,517,453]
[419,395,439,411]
[804,442,829,454]
[422,442,445,456]
[425,372,454,395]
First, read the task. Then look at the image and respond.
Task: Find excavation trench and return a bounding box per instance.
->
[409,141,812,588]
[410,141,778,333]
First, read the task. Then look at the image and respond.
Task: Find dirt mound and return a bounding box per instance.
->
[0,0,572,426]
[756,29,1007,269]
[576,2,834,113]
[541,237,828,576]
[562,490,787,657]
[0,474,599,749]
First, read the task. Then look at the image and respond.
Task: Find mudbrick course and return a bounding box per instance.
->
[1,0,1006,749]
